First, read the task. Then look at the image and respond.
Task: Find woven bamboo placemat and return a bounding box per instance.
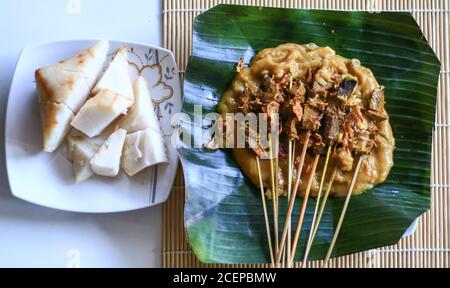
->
[162,0,449,268]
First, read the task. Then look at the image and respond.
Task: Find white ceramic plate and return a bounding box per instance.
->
[5,39,181,213]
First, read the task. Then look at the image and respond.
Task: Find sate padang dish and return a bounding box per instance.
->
[217,43,395,197]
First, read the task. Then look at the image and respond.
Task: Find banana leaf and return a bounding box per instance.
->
[179,4,440,264]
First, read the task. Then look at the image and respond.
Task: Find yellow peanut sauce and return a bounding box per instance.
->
[218,43,395,197]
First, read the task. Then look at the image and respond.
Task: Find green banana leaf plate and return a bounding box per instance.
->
[179,4,440,264]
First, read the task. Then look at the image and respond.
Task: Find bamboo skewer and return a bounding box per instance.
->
[281,246,286,268]
[289,141,296,267]
[268,133,279,262]
[256,156,275,267]
[286,139,293,266]
[301,145,333,267]
[302,165,338,267]
[322,156,365,267]
[275,131,311,264]
[275,135,280,266]
[289,154,320,267]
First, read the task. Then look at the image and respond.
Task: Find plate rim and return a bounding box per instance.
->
[4,38,180,213]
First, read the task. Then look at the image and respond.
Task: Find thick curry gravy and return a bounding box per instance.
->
[218,43,395,197]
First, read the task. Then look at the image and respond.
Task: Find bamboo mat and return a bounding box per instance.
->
[162,0,449,268]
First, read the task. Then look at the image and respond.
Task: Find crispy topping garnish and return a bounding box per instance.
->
[236,58,245,72]
[233,67,386,166]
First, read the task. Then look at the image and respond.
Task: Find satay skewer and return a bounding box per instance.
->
[301,145,332,267]
[275,134,281,267]
[288,141,296,267]
[302,165,338,267]
[289,154,320,267]
[322,156,364,267]
[268,133,279,262]
[286,139,293,266]
[256,156,275,267]
[275,131,311,264]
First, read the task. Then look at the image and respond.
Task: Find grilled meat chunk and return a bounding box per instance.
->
[322,106,340,145]
[369,87,385,111]
[310,133,326,155]
[301,105,322,131]
[338,78,357,98]
[285,80,306,102]
[307,96,327,111]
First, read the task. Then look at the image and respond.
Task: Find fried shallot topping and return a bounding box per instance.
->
[236,58,245,72]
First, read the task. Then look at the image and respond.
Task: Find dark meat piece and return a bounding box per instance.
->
[292,99,303,121]
[239,87,263,114]
[322,106,340,145]
[259,91,274,103]
[283,117,299,139]
[326,91,346,110]
[338,78,357,97]
[285,80,306,102]
[260,75,278,103]
[280,100,293,119]
[307,96,327,111]
[261,74,272,91]
[311,143,326,155]
[301,105,323,131]
[280,98,303,121]
[259,76,276,103]
[310,133,326,155]
[366,110,388,121]
[260,74,288,103]
[369,87,385,111]
[297,130,311,147]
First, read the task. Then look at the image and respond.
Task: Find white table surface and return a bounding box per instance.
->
[0,0,164,268]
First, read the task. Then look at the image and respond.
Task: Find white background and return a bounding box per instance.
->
[0,0,164,268]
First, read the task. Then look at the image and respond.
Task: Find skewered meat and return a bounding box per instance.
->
[301,105,322,131]
[322,105,340,145]
[369,87,385,111]
[337,77,357,98]
[218,43,395,197]
[285,80,306,102]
